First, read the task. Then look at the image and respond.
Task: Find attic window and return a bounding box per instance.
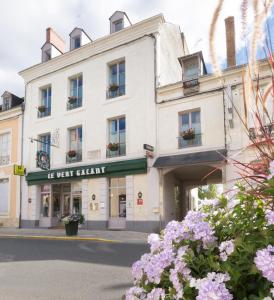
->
[72,36,81,49]
[114,19,123,32]
[183,57,199,81]
[2,98,11,110]
[44,49,51,61]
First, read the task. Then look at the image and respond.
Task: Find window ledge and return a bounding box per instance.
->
[104,94,129,104]
[64,106,85,115]
[36,116,53,122]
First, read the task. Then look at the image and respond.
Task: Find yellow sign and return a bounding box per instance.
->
[14,165,25,176]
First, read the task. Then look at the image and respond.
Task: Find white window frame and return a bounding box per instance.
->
[0,130,11,166]
[0,176,10,217]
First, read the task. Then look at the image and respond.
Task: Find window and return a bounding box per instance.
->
[0,179,9,215]
[72,182,82,214]
[67,126,82,163]
[183,57,199,81]
[0,132,10,165]
[108,60,125,98]
[114,19,123,32]
[44,49,51,62]
[72,36,81,49]
[38,86,51,118]
[109,177,126,218]
[38,134,51,156]
[40,184,50,217]
[107,117,126,158]
[2,98,11,110]
[68,75,82,110]
[179,110,201,148]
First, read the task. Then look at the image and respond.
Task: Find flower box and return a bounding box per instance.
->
[107,143,119,151]
[38,105,46,112]
[181,128,195,140]
[67,150,77,158]
[68,96,77,103]
[109,84,119,92]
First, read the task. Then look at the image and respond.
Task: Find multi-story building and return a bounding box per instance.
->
[0,91,24,227]
[19,11,188,231]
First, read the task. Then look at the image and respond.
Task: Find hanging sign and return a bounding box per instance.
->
[36,151,50,171]
[14,164,25,176]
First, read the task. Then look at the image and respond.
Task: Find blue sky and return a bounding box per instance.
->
[0,0,273,97]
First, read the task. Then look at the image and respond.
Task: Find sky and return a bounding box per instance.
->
[0,0,274,97]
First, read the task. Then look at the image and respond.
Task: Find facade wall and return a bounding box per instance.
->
[0,109,22,227]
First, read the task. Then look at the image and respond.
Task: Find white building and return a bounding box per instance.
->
[19,11,188,231]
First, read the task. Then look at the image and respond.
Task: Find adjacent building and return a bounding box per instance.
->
[0,91,24,227]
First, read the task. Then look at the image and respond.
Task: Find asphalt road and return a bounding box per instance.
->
[0,237,148,300]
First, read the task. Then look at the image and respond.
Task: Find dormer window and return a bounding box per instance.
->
[114,19,123,32]
[44,49,51,61]
[2,98,11,111]
[183,58,199,81]
[72,36,81,49]
[109,11,132,34]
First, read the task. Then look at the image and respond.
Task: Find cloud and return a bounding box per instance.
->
[0,0,272,97]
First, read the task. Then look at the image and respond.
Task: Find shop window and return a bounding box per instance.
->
[67,75,82,110]
[0,178,9,215]
[107,60,125,98]
[0,132,10,166]
[107,117,126,158]
[67,126,82,163]
[109,177,126,218]
[52,184,61,218]
[41,185,50,217]
[178,110,201,148]
[72,182,82,214]
[38,86,51,118]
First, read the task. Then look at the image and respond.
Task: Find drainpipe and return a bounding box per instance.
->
[19,85,26,228]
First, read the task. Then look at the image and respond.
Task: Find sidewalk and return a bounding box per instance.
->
[0,227,149,243]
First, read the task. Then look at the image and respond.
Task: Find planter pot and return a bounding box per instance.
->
[65,221,79,236]
[68,96,77,103]
[109,84,119,92]
[67,151,76,158]
[38,105,46,112]
[182,134,195,140]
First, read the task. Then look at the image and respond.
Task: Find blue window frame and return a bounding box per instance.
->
[38,86,51,118]
[40,134,51,156]
[107,117,126,158]
[108,60,125,98]
[68,75,83,110]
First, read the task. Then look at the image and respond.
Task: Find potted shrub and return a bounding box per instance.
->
[109,83,119,92]
[107,142,119,151]
[61,214,85,236]
[38,105,46,112]
[181,128,195,140]
[67,150,77,158]
[68,96,77,103]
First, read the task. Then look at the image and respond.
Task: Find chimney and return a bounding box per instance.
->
[46,27,65,53]
[225,16,236,68]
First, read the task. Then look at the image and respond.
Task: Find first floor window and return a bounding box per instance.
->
[108,60,125,98]
[179,110,201,148]
[107,117,126,158]
[0,132,11,166]
[109,177,126,218]
[0,179,9,215]
[67,126,82,163]
[38,134,51,156]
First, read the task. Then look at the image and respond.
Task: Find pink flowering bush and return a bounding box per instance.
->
[126,167,274,299]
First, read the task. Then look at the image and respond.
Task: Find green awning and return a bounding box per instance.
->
[26,158,147,185]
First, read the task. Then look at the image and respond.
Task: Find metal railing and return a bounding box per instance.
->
[37,107,51,118]
[178,133,202,148]
[106,85,125,99]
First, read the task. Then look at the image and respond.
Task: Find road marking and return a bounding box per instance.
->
[0,234,119,243]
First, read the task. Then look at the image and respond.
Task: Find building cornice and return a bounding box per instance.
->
[19,14,165,83]
[0,106,23,122]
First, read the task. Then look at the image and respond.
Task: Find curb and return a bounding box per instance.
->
[0,234,119,243]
